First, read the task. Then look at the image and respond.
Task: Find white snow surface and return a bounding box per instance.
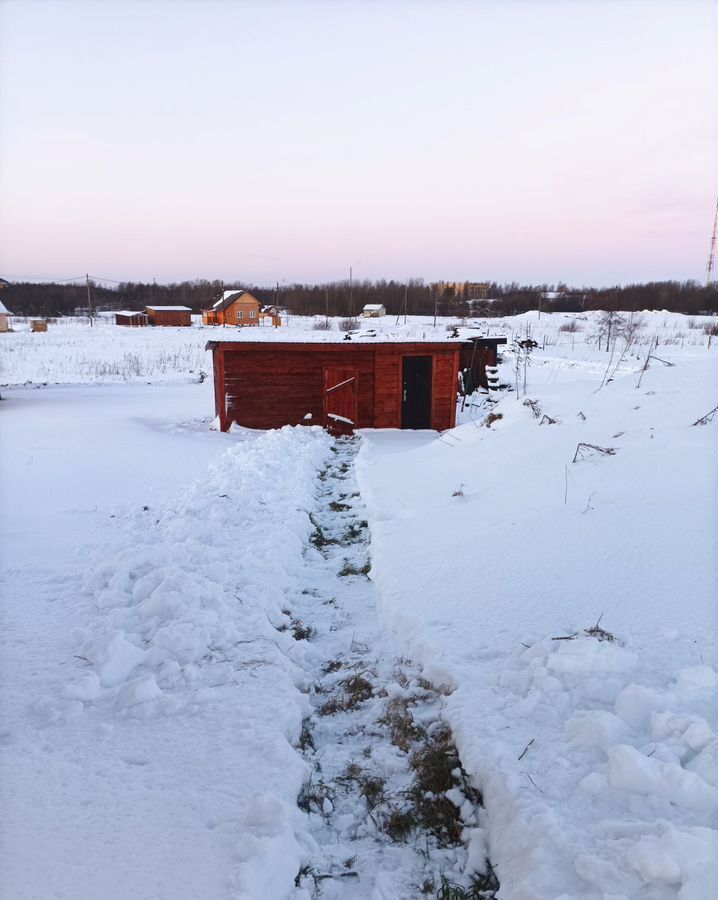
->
[1,308,715,385]
[357,341,718,899]
[0,385,335,899]
[1,310,716,899]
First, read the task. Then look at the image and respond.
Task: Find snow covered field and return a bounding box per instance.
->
[0,311,716,899]
[1,309,715,386]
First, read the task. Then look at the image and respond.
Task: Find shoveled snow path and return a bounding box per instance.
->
[287,437,490,899]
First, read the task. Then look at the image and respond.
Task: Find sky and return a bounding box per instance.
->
[0,0,716,288]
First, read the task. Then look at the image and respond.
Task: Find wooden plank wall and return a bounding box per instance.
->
[372,348,401,428]
[149,310,192,327]
[432,349,460,430]
[220,348,376,430]
[216,344,459,432]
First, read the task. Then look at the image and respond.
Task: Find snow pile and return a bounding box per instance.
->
[65,425,332,896]
[483,635,718,899]
[358,350,717,899]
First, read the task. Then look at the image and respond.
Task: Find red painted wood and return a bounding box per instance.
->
[212,342,461,433]
[323,367,358,434]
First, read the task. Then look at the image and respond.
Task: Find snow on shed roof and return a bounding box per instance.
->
[116,310,148,317]
[363,304,385,311]
[0,300,13,315]
[146,305,192,311]
[205,329,465,347]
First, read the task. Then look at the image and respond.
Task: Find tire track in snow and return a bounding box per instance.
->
[284,437,498,900]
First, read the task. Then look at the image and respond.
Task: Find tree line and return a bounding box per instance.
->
[3,277,716,318]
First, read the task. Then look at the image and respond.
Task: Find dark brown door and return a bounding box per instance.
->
[323,367,358,434]
[402,356,432,428]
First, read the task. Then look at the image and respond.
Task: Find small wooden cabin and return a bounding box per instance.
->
[362,304,386,318]
[208,338,462,434]
[145,306,192,327]
[31,320,48,333]
[116,310,149,327]
[202,291,261,326]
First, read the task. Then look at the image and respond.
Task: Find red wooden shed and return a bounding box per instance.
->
[207,338,463,433]
[115,310,149,327]
[145,305,192,327]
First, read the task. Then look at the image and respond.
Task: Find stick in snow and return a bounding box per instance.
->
[572,443,616,463]
[692,405,718,426]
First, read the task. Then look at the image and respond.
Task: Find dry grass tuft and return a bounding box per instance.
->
[380,697,425,751]
[339,559,371,577]
[383,806,415,841]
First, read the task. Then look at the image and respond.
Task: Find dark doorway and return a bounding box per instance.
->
[401,356,432,429]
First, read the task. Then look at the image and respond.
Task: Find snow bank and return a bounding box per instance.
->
[358,350,718,899]
[54,425,333,898]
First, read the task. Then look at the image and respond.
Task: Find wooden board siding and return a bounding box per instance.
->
[224,297,260,326]
[323,367,358,435]
[372,349,400,428]
[116,313,148,327]
[218,348,375,430]
[459,338,507,388]
[146,309,192,327]
[432,349,460,430]
[212,342,461,433]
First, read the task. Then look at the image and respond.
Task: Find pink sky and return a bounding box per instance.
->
[1,0,716,287]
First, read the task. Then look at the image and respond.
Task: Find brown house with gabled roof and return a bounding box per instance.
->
[202,290,261,326]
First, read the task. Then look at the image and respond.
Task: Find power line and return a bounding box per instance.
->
[1,274,88,284]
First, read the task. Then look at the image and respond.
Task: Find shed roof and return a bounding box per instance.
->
[117,310,148,317]
[146,305,192,312]
[206,339,465,352]
[363,304,385,311]
[0,300,13,315]
[205,330,463,346]
[202,323,506,346]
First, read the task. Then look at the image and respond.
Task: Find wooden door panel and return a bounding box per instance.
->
[323,367,358,434]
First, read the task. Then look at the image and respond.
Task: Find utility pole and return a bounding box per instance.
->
[433,287,438,328]
[85,273,94,327]
[403,283,408,324]
[325,287,329,327]
[707,197,718,286]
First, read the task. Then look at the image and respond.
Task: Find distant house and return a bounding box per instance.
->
[260,304,282,327]
[0,298,13,333]
[362,304,386,318]
[145,305,192,327]
[116,310,149,327]
[202,290,261,326]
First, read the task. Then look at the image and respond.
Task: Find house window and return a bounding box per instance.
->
[249,310,256,319]
[237,310,243,319]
